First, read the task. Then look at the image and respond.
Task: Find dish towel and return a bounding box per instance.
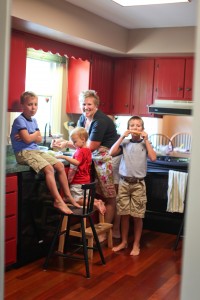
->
[167,170,188,213]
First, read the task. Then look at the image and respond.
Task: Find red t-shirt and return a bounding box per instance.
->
[70,147,92,184]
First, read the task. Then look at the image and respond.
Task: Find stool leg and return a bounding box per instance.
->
[88,216,105,265]
[65,216,71,253]
[174,218,184,250]
[107,229,113,248]
[87,237,93,259]
[43,215,63,269]
[81,218,90,278]
[58,216,68,253]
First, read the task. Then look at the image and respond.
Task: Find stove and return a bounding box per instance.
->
[147,155,189,172]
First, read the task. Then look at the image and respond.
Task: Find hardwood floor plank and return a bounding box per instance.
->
[4,230,182,300]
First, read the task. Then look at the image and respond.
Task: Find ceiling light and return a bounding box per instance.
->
[112,0,191,6]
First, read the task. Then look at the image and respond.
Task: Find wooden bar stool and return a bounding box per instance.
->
[58,210,113,259]
[43,182,106,278]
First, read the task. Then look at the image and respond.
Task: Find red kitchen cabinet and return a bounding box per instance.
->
[112,59,133,115]
[5,174,18,266]
[153,57,194,101]
[89,53,113,114]
[184,57,194,100]
[132,59,155,116]
[66,58,90,114]
[112,59,154,116]
[8,31,27,112]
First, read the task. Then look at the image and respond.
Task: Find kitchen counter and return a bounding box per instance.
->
[6,145,70,174]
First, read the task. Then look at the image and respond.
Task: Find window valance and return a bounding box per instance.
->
[13,30,91,61]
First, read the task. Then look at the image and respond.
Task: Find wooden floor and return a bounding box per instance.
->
[4,230,183,300]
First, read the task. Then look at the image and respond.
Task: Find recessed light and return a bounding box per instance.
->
[112,0,191,6]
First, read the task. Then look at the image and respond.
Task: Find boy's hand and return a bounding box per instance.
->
[14,133,22,141]
[141,131,148,141]
[122,130,131,139]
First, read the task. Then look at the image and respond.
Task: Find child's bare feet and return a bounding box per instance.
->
[112,242,128,252]
[63,196,81,208]
[95,199,106,215]
[130,246,140,256]
[54,200,73,214]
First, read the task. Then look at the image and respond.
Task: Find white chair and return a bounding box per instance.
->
[170,132,192,152]
[149,134,173,151]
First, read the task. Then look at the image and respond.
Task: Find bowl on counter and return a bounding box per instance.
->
[38,146,49,152]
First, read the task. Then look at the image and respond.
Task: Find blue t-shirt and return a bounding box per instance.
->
[10,113,40,153]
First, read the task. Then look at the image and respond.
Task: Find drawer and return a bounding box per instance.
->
[5,216,17,240]
[5,239,17,266]
[6,175,18,193]
[6,192,17,217]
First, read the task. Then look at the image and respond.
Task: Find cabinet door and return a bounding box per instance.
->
[153,58,185,100]
[90,53,113,114]
[112,59,133,115]
[8,31,26,112]
[5,174,18,266]
[184,57,194,100]
[66,58,90,114]
[132,59,155,116]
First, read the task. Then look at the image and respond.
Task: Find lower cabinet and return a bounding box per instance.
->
[5,174,18,266]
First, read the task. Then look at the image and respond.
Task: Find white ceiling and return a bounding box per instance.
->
[64,0,197,29]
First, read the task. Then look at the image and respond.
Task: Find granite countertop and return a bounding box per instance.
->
[6,145,71,174]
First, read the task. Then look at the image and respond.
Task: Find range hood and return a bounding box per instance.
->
[148,100,193,116]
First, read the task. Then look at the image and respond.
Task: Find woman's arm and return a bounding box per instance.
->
[52,139,75,150]
[87,140,101,152]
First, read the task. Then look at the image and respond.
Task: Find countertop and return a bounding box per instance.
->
[6,145,71,174]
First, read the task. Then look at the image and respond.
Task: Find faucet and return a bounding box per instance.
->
[43,123,52,146]
[43,123,48,146]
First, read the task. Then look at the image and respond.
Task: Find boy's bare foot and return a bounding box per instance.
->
[54,200,73,214]
[95,199,106,215]
[130,247,140,256]
[112,242,128,252]
[63,196,81,208]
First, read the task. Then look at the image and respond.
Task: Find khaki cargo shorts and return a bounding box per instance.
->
[15,150,60,173]
[117,178,147,218]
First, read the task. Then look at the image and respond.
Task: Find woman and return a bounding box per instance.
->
[53,90,119,229]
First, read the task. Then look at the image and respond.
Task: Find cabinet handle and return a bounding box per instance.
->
[186,88,192,91]
[124,104,129,108]
[178,87,183,91]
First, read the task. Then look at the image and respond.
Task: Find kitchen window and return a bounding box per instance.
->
[9,49,67,138]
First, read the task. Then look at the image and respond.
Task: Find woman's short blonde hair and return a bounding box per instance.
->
[70,127,89,141]
[78,90,100,107]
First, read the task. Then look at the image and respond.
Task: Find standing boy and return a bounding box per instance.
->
[109,116,156,255]
[10,91,79,214]
[57,127,106,214]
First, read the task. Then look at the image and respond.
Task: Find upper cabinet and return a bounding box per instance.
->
[184,57,194,100]
[112,59,133,115]
[66,54,114,114]
[132,59,155,116]
[8,32,27,112]
[89,53,113,114]
[66,58,90,114]
[112,59,155,116]
[153,57,194,101]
